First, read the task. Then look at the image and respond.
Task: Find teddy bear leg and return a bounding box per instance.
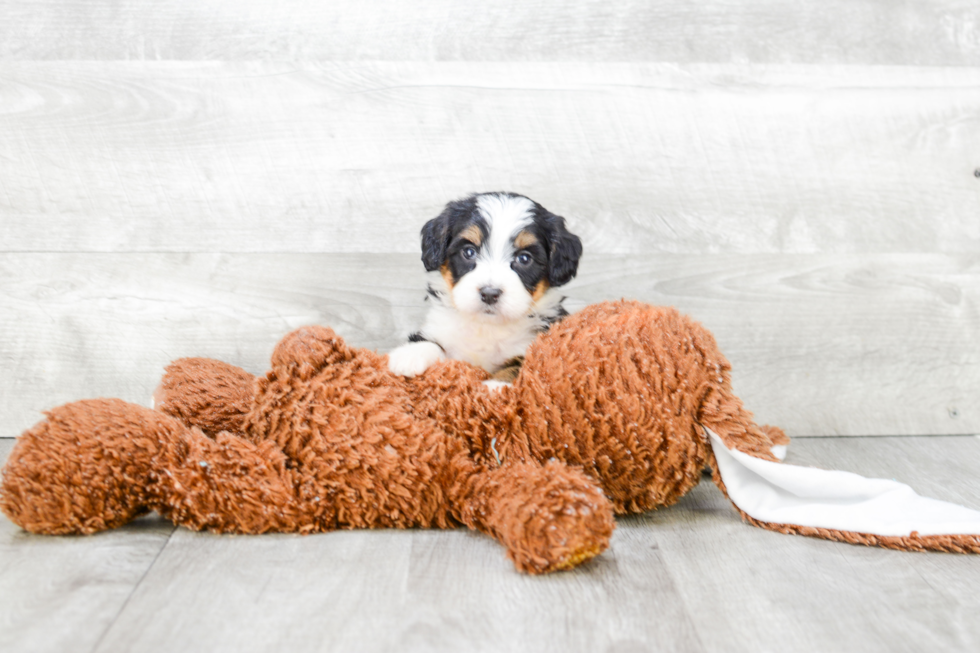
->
[451,459,616,574]
[1,398,193,534]
[153,357,258,438]
[1,398,299,535]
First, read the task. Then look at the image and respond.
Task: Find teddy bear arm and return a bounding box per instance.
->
[449,457,615,574]
[270,325,375,371]
[155,357,257,438]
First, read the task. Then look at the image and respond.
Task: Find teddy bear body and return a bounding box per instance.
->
[1,301,786,573]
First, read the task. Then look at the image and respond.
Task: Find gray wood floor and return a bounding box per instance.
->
[5,436,980,653]
[3,1,980,651]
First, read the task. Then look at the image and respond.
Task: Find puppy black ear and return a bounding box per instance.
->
[420,211,451,272]
[420,196,477,271]
[543,212,583,287]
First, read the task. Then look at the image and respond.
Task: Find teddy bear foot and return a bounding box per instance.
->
[544,541,606,572]
[504,486,615,574]
[460,460,616,574]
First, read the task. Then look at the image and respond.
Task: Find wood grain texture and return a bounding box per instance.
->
[1,0,979,65]
[1,252,977,439]
[2,62,978,254]
[0,440,175,653]
[6,438,980,652]
[92,527,703,653]
[644,435,980,653]
[1,1,977,648]
[569,253,980,437]
[0,252,429,438]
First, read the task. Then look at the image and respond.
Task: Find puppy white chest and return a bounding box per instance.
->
[421,306,537,371]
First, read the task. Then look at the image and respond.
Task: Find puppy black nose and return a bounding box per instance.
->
[480,286,502,305]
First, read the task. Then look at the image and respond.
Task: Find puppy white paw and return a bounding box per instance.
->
[388,341,446,377]
[482,379,511,392]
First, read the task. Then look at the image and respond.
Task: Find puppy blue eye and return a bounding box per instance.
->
[516,252,532,265]
[462,246,477,259]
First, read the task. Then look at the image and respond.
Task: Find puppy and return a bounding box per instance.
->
[388,192,583,384]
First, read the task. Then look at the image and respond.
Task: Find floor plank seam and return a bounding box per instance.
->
[87,524,178,653]
[647,532,712,653]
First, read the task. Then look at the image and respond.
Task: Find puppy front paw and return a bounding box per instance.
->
[387,341,446,377]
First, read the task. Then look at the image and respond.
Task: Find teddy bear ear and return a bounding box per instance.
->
[271,325,353,370]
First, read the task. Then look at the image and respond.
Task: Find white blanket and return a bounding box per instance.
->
[707,428,980,537]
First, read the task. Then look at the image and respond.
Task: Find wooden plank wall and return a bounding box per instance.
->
[1,1,978,438]
[3,1,980,65]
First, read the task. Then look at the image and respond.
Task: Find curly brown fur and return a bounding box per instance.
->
[0,399,298,535]
[1,321,617,572]
[4,300,960,573]
[499,301,781,514]
[452,459,616,573]
[154,357,257,438]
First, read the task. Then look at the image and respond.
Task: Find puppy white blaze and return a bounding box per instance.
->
[451,194,535,321]
[419,293,563,372]
[477,193,535,259]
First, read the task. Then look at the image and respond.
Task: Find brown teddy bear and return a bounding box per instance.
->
[4,301,976,573]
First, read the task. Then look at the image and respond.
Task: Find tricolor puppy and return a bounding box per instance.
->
[387,192,583,384]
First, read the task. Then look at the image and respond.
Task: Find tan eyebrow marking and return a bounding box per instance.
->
[514,230,538,250]
[458,224,483,246]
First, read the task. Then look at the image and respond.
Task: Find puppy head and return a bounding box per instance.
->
[420,192,582,321]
